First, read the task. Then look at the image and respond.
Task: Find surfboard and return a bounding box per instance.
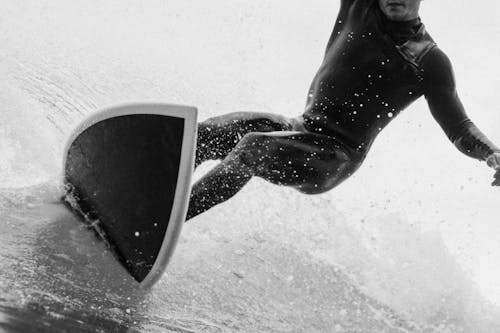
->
[62,103,197,288]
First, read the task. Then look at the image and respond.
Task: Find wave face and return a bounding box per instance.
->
[1,0,500,332]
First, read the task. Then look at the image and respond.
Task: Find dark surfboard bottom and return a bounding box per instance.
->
[62,104,197,287]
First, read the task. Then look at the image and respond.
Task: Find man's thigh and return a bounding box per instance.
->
[202,112,295,134]
[234,131,360,194]
[196,112,297,165]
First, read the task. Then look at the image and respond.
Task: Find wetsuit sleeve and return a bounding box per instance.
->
[325,1,352,52]
[422,47,500,161]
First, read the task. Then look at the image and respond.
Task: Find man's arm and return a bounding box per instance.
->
[324,1,352,53]
[422,47,500,184]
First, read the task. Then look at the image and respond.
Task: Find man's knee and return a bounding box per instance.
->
[231,112,293,132]
[296,160,359,195]
[230,133,275,168]
[263,114,294,132]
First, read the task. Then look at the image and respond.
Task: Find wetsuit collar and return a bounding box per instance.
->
[377,8,423,45]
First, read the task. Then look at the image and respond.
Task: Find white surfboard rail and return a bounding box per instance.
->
[63,102,197,289]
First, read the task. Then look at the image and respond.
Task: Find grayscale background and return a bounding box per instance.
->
[1,0,499,332]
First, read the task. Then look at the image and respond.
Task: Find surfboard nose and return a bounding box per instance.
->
[63,103,197,288]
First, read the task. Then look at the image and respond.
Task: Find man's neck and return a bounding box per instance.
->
[379,10,423,44]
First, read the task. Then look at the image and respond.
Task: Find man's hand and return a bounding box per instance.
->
[486,152,500,186]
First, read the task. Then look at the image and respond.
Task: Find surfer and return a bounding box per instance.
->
[186,0,500,220]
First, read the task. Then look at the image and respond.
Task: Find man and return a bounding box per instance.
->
[186,0,500,221]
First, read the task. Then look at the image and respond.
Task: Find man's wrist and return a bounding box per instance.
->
[486,152,500,170]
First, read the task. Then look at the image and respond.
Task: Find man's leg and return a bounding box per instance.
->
[186,131,359,221]
[195,112,293,167]
[187,151,253,220]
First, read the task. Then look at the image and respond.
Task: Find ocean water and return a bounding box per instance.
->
[1,0,500,332]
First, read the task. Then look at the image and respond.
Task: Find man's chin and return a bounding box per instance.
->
[385,12,410,22]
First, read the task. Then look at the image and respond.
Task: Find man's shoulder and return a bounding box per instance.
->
[396,25,438,68]
[420,43,456,91]
[420,44,453,74]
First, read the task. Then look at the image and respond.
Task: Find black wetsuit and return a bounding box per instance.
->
[187,0,499,221]
[303,0,500,161]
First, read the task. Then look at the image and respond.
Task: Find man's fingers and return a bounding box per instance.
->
[487,153,500,170]
[492,170,500,186]
[486,153,500,185]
